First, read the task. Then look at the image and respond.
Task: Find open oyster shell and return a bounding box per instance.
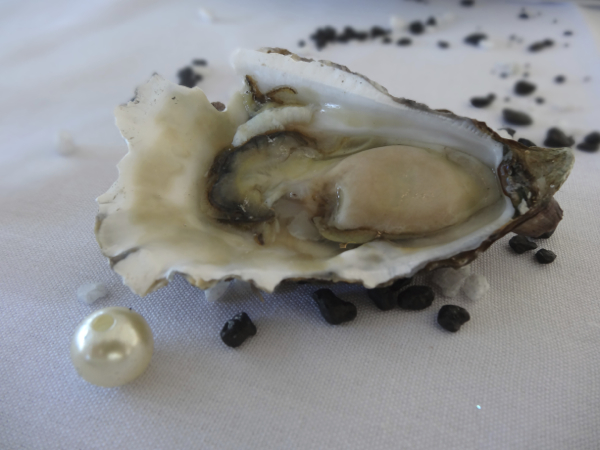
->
[96,48,573,296]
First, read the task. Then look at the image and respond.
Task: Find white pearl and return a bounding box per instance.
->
[70,307,153,387]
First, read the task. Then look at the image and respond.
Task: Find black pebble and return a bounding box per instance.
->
[471,93,495,108]
[367,288,396,311]
[461,0,475,6]
[529,39,554,52]
[310,26,338,50]
[576,131,600,152]
[554,75,566,84]
[518,138,537,147]
[576,142,599,152]
[438,40,450,49]
[382,37,392,44]
[312,289,357,325]
[464,33,487,46]
[544,127,574,147]
[192,59,207,66]
[514,80,536,96]
[298,40,306,47]
[397,286,435,311]
[535,249,557,264]
[409,21,425,35]
[519,9,529,20]
[564,30,573,36]
[390,277,413,291]
[503,109,533,126]
[371,26,388,38]
[427,16,437,26]
[509,235,538,253]
[583,131,600,145]
[397,37,412,46]
[177,67,202,88]
[499,127,516,137]
[220,312,257,348]
[535,97,545,104]
[438,305,470,332]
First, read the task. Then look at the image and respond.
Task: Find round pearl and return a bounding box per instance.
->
[70,307,154,387]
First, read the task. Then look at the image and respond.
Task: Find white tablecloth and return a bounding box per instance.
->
[2,1,600,448]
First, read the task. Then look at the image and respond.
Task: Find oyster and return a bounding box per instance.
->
[95,48,573,296]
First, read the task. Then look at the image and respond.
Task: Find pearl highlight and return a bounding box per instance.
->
[70,307,154,387]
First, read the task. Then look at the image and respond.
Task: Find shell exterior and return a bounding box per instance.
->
[95,48,573,296]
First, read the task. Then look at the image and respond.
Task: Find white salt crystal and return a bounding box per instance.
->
[198,7,214,23]
[478,39,495,50]
[205,280,231,302]
[389,15,405,31]
[56,130,76,156]
[431,266,471,298]
[497,129,514,140]
[462,273,490,301]
[77,283,108,305]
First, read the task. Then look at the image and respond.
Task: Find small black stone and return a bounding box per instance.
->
[427,16,437,26]
[514,80,536,96]
[503,109,533,126]
[220,312,257,348]
[438,40,450,49]
[554,75,566,84]
[544,127,574,147]
[535,249,557,264]
[577,141,599,152]
[576,143,599,152]
[192,59,207,66]
[461,0,475,6]
[564,30,573,36]
[390,277,413,291]
[518,138,537,147]
[298,40,306,47]
[583,132,600,145]
[464,33,487,46]
[339,26,359,42]
[310,26,338,50]
[509,235,538,254]
[312,289,357,325]
[499,127,516,137]
[177,66,202,88]
[367,288,396,311]
[528,39,554,52]
[438,305,470,332]
[470,93,495,108]
[382,37,392,44]
[397,37,412,46]
[355,31,369,41]
[371,26,388,38]
[519,10,529,20]
[535,97,545,104]
[397,286,435,311]
[409,21,425,35]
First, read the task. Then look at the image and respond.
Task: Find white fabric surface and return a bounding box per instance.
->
[2,1,600,448]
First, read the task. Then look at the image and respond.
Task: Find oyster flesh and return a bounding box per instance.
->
[95,48,573,296]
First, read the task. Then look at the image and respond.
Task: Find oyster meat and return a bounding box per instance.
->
[95,48,573,296]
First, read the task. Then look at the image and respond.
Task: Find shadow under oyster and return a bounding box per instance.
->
[95,48,573,297]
